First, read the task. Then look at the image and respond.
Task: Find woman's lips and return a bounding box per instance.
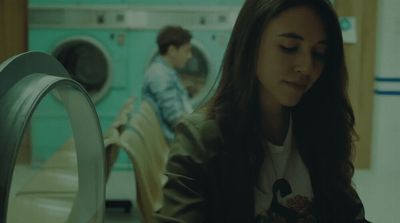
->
[283,80,307,91]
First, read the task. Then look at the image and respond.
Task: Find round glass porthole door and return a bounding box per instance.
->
[176,45,209,99]
[148,40,212,106]
[52,38,112,103]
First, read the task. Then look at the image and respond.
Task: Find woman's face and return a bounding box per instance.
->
[256,6,328,108]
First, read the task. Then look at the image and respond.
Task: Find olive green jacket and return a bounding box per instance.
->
[155,113,369,223]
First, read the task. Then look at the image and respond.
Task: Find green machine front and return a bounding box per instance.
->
[29,11,132,169]
[28,1,244,169]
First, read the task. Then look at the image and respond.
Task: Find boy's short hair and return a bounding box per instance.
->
[157,26,192,55]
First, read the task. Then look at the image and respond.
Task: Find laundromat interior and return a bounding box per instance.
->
[1,0,399,222]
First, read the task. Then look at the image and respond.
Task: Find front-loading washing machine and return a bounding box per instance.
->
[29,6,133,168]
[125,6,241,109]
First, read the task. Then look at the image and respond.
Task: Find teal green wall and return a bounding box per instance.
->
[29,0,244,6]
[124,0,244,5]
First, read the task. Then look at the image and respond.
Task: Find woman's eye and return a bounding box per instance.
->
[280,45,298,53]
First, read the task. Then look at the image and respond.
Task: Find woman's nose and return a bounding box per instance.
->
[294,52,314,75]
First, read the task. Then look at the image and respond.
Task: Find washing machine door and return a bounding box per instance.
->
[52,37,112,104]
[0,51,105,223]
[177,43,209,100]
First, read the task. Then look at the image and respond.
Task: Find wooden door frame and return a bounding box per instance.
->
[335,0,377,168]
[0,0,29,164]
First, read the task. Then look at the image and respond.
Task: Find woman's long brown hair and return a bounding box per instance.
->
[205,0,359,221]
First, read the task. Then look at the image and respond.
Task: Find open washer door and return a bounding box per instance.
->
[0,51,105,223]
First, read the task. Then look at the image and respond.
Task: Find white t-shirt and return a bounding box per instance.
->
[254,118,315,222]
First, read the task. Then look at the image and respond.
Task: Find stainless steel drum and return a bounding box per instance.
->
[0,51,105,222]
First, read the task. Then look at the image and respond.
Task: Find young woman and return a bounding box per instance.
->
[155,0,369,222]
